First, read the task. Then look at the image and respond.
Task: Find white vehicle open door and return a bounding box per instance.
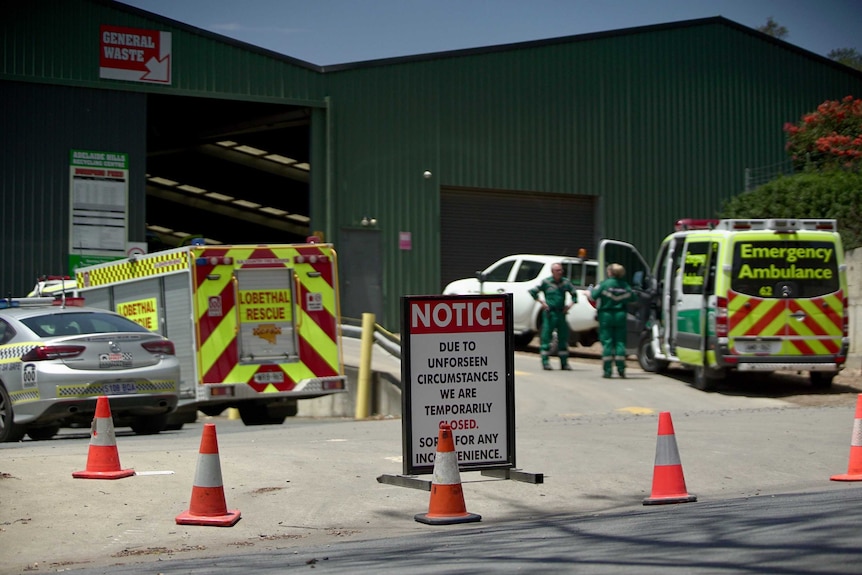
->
[597,239,654,351]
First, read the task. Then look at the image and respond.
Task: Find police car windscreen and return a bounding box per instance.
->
[731,240,839,298]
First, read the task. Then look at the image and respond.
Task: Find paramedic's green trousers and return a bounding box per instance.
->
[540,309,570,368]
[597,311,627,377]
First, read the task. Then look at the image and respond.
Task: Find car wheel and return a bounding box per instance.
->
[692,365,717,392]
[130,414,168,435]
[239,403,286,426]
[0,385,25,442]
[810,371,835,389]
[26,425,60,441]
[513,331,535,347]
[199,405,226,417]
[637,333,668,373]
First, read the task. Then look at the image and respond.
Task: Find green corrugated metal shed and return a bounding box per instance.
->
[2,0,862,331]
[324,19,862,327]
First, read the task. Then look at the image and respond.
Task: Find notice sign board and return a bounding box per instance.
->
[401,294,515,476]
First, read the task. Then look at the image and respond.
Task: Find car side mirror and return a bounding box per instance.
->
[476,271,487,282]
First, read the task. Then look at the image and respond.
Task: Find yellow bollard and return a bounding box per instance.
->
[355,312,375,419]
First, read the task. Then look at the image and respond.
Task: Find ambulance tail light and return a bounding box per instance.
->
[715,296,729,337]
[142,340,176,356]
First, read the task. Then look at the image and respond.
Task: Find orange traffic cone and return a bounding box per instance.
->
[643,411,697,505]
[414,422,481,525]
[176,423,241,527]
[831,394,862,481]
[72,396,135,479]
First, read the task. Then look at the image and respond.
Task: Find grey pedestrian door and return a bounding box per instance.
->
[338,228,384,324]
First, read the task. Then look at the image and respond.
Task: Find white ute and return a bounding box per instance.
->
[443,254,598,347]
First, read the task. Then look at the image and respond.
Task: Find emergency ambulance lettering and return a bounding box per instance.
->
[737,264,833,280]
[739,244,832,263]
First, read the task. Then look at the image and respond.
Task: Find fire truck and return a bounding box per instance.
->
[75,242,347,427]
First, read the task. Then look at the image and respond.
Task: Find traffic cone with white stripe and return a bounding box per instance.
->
[72,396,135,480]
[176,423,241,527]
[831,394,862,481]
[414,422,481,525]
[643,411,697,505]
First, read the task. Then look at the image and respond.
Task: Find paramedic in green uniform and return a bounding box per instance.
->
[590,263,635,378]
[529,263,578,370]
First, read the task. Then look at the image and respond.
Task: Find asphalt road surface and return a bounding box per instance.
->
[2,347,862,574]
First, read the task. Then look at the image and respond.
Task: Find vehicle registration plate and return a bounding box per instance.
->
[735,340,780,354]
[254,371,285,384]
[102,382,137,394]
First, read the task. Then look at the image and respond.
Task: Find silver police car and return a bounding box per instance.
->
[0,298,180,441]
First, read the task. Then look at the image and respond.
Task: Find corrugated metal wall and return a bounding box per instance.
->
[1,0,330,297]
[0,82,146,294]
[326,21,862,329]
[3,0,326,102]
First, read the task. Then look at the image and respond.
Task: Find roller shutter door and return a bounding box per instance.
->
[440,189,597,289]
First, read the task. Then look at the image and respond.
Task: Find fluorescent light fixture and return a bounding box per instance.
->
[233,199,261,209]
[264,154,297,165]
[147,225,173,233]
[172,231,192,238]
[177,184,207,194]
[148,176,179,186]
[216,140,238,147]
[234,145,267,156]
[287,214,311,223]
[205,192,234,201]
[260,206,288,216]
[293,162,310,171]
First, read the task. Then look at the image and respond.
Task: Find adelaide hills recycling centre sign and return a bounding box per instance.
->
[401,294,515,476]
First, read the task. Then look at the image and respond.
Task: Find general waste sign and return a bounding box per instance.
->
[100,25,171,84]
[401,294,515,475]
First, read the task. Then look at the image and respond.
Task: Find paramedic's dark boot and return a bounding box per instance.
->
[602,360,612,378]
[543,363,552,371]
[616,360,626,378]
[561,362,572,371]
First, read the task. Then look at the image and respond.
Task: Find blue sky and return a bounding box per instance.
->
[119,0,861,66]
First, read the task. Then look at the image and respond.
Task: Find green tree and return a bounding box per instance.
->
[719,171,862,250]
[757,17,788,39]
[783,95,862,172]
[828,47,862,71]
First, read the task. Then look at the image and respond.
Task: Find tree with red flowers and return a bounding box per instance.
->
[783,95,862,171]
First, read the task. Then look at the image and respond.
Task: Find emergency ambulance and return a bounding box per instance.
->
[75,241,347,426]
[599,219,849,391]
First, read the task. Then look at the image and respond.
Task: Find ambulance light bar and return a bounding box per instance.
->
[713,219,838,232]
[675,219,719,231]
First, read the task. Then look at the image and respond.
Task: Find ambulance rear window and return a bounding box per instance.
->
[730,240,839,298]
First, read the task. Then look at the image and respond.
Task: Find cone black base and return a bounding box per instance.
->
[414,511,481,525]
[643,494,697,505]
